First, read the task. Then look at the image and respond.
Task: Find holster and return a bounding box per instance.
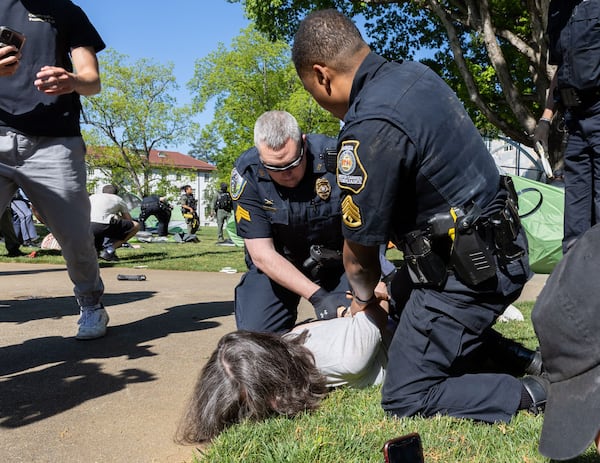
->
[489,197,525,263]
[302,245,342,278]
[402,230,448,288]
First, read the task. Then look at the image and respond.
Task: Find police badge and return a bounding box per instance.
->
[315,177,331,200]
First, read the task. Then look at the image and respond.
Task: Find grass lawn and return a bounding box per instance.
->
[193,303,599,463]
[0,225,247,272]
[2,226,595,462]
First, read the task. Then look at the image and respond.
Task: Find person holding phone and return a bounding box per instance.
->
[0,1,108,339]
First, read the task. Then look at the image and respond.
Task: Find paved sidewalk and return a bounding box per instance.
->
[0,263,547,463]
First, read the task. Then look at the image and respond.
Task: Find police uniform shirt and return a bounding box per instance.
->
[548,0,600,90]
[230,134,342,266]
[0,0,106,136]
[337,53,500,248]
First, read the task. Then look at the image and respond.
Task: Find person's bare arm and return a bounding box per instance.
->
[34,46,100,96]
[245,237,320,299]
[343,239,381,315]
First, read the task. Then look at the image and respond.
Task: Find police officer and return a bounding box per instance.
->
[293,10,544,424]
[179,185,199,236]
[211,182,233,243]
[139,194,172,236]
[533,0,600,253]
[231,110,350,333]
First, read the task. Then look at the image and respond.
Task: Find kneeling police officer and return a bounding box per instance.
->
[231,111,350,333]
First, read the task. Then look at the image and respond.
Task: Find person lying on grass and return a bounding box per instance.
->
[176,286,391,444]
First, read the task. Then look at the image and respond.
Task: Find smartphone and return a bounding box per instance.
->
[383,433,425,463]
[0,26,26,56]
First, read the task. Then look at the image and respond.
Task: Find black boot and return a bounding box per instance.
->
[519,375,549,415]
[483,329,543,376]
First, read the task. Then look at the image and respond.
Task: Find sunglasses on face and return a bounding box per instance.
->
[261,145,304,172]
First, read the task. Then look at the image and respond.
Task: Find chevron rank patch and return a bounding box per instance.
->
[235,204,251,223]
[337,140,367,194]
[341,195,362,228]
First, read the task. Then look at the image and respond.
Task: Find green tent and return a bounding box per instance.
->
[225,214,244,247]
[510,175,564,274]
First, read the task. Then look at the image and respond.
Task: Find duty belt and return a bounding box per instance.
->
[402,192,524,288]
[559,87,600,108]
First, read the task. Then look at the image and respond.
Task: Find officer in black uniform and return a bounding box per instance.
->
[139,194,172,236]
[533,0,600,253]
[293,10,545,424]
[231,110,350,333]
[179,185,199,236]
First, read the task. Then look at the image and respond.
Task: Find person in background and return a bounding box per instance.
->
[0,206,23,257]
[10,189,38,246]
[89,184,140,262]
[231,110,350,333]
[179,185,199,236]
[533,0,600,253]
[292,9,543,425]
[0,0,108,339]
[138,193,172,237]
[211,182,233,243]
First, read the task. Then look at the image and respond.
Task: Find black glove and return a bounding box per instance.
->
[308,288,349,320]
[532,119,551,154]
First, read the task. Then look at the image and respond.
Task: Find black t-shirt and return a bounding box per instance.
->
[0,0,105,136]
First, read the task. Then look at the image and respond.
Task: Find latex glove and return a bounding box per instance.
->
[532,119,551,154]
[308,288,349,320]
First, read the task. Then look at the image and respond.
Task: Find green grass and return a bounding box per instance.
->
[0,225,247,272]
[3,229,595,462]
[192,304,600,463]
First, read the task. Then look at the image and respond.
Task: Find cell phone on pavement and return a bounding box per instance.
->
[383,433,425,463]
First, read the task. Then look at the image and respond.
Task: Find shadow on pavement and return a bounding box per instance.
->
[0,294,233,428]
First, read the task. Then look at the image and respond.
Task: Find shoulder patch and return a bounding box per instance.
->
[230,168,247,200]
[341,196,362,228]
[337,140,367,194]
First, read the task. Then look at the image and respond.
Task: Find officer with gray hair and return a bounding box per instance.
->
[230,110,350,333]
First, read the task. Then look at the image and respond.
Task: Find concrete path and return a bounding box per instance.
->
[0,263,547,463]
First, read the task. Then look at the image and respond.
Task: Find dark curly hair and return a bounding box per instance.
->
[175,330,328,444]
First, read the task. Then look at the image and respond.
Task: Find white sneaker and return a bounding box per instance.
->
[76,306,109,340]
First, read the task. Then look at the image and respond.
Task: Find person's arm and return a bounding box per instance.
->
[34,46,100,96]
[533,73,557,153]
[343,239,382,315]
[245,237,320,299]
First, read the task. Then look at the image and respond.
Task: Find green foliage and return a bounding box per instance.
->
[187,25,338,179]
[82,49,198,196]
[233,0,552,148]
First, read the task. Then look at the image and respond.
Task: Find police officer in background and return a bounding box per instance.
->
[179,185,199,236]
[533,0,600,253]
[139,194,172,236]
[231,110,350,333]
[293,10,544,424]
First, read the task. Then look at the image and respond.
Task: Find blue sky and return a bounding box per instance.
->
[75,1,252,153]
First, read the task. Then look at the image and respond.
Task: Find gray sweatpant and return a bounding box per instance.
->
[0,130,104,308]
